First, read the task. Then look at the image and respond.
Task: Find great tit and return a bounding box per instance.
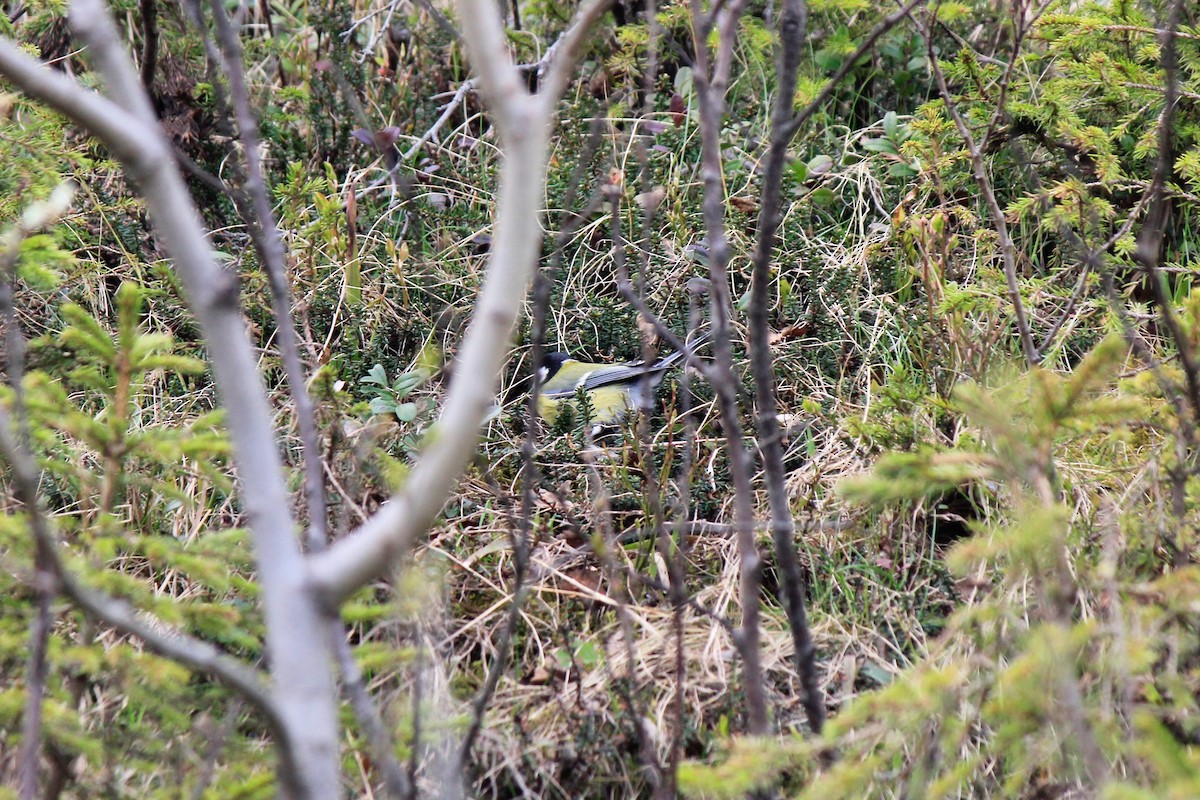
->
[536,334,708,430]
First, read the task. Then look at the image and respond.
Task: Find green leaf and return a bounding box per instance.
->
[391,369,428,397]
[575,640,602,669]
[809,188,836,206]
[361,363,389,386]
[369,396,396,416]
[862,137,897,154]
[883,110,900,139]
[789,159,809,183]
[807,153,833,175]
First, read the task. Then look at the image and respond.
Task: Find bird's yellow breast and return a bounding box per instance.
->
[538,384,635,428]
[537,392,562,425]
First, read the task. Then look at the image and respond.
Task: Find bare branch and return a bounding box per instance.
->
[607,165,675,796]
[307,0,607,606]
[782,0,926,141]
[402,78,476,162]
[17,561,52,800]
[455,0,535,132]
[404,0,608,165]
[1133,0,1200,427]
[331,622,412,798]
[0,403,281,756]
[748,0,825,735]
[457,117,607,770]
[138,0,157,91]
[666,271,709,784]
[537,0,613,107]
[188,8,409,789]
[0,2,340,793]
[1,187,71,800]
[0,39,160,165]
[579,443,666,792]
[413,0,464,43]
[979,0,1053,152]
[1034,176,1151,357]
[200,0,330,552]
[687,0,769,735]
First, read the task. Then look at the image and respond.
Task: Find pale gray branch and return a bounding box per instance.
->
[0,1,339,795]
[307,0,604,606]
[0,39,159,167]
[537,0,613,107]
[455,0,535,132]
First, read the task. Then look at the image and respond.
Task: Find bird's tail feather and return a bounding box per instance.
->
[655,328,712,369]
[569,329,712,393]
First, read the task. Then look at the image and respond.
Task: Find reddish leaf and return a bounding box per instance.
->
[669,92,686,126]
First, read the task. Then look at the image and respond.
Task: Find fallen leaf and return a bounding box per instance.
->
[729,196,758,214]
[634,186,666,214]
[527,667,552,685]
[768,321,812,344]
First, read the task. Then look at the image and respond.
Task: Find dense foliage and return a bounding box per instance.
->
[1,0,1199,797]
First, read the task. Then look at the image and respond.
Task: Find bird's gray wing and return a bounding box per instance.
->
[544,333,711,397]
[577,362,673,392]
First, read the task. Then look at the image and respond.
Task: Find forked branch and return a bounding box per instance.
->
[306,0,610,606]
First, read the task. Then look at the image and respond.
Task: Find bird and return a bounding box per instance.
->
[536,332,709,432]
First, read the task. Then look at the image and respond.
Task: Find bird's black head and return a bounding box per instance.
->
[539,352,573,383]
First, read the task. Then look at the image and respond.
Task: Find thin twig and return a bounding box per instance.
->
[17,565,52,800]
[1,186,71,800]
[627,5,686,790]
[307,0,612,606]
[407,632,423,800]
[1035,189,1150,356]
[457,115,608,769]
[748,0,825,735]
[667,274,709,781]
[687,0,769,735]
[914,6,1040,366]
[1134,0,1200,428]
[0,403,284,735]
[331,624,412,798]
[189,697,245,800]
[607,160,671,795]
[0,3,337,790]
[402,78,476,162]
[138,0,157,92]
[979,0,1038,152]
[202,0,330,553]
[413,0,462,43]
[579,440,665,792]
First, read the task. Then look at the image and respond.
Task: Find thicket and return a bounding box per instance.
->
[1,0,1199,798]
